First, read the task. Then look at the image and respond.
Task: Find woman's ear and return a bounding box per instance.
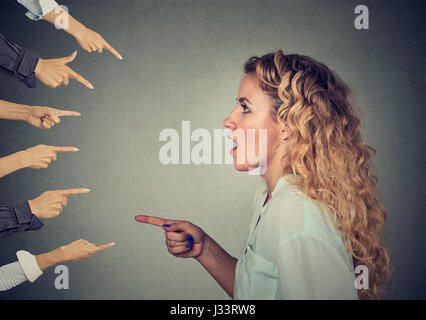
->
[279,120,291,141]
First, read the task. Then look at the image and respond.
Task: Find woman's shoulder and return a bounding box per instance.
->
[263,178,343,245]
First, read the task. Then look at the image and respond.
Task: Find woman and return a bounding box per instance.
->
[135,50,392,300]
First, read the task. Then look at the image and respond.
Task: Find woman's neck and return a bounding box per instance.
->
[260,156,286,197]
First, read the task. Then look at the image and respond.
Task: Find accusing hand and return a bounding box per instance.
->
[27,106,81,130]
[135,215,206,258]
[20,145,79,169]
[35,51,94,89]
[59,239,115,261]
[28,188,90,219]
[74,27,122,60]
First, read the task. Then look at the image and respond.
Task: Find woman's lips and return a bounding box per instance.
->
[230,146,237,155]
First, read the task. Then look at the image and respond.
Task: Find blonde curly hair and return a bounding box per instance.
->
[243,50,392,299]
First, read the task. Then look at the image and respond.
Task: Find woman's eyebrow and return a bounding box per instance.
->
[236,97,253,105]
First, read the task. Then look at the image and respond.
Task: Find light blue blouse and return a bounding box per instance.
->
[232,175,358,299]
[17,0,59,20]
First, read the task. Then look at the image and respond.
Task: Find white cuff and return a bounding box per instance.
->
[16,250,43,283]
[17,0,59,21]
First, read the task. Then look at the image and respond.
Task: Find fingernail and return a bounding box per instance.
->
[189,239,194,243]
[73,147,79,151]
[185,234,192,240]
[163,224,171,227]
[89,84,94,90]
[186,244,192,248]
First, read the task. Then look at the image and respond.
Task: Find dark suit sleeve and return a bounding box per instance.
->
[0,200,43,238]
[0,33,40,88]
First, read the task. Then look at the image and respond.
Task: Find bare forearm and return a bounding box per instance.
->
[0,151,27,178]
[35,247,65,271]
[0,100,31,121]
[42,6,86,38]
[196,235,237,297]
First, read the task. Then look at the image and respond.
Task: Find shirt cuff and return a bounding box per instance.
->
[17,50,40,88]
[19,0,59,21]
[12,200,44,230]
[16,250,43,283]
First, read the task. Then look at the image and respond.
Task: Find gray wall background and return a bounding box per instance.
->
[0,0,424,299]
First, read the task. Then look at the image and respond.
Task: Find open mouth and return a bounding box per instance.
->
[230,139,238,155]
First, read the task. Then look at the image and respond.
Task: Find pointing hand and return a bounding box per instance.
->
[34,51,94,89]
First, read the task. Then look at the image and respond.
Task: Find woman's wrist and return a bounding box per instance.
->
[15,150,29,169]
[65,14,86,39]
[195,234,213,264]
[42,6,86,38]
[35,247,66,271]
[0,101,32,122]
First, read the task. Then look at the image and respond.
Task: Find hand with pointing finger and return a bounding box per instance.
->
[0,145,78,179]
[38,5,123,60]
[74,27,123,60]
[135,215,237,296]
[19,145,79,169]
[27,106,81,130]
[34,51,94,89]
[58,239,116,262]
[135,215,206,258]
[28,188,90,220]
[35,240,115,272]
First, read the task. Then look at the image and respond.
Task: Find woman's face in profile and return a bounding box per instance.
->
[223,73,283,172]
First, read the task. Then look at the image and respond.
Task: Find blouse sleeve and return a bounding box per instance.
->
[276,233,358,299]
[0,250,43,291]
[17,0,59,21]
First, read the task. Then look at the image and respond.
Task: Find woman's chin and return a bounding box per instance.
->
[233,162,259,172]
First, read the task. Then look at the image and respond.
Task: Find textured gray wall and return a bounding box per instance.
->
[0,0,424,299]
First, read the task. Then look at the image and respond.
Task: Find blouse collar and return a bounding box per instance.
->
[260,174,301,198]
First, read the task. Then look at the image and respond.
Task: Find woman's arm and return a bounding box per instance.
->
[0,99,81,129]
[195,234,237,297]
[0,151,27,179]
[0,240,114,291]
[0,99,32,122]
[135,215,237,297]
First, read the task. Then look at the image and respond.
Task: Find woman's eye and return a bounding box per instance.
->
[242,105,250,113]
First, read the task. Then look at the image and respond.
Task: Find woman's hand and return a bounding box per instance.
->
[135,215,206,258]
[19,144,79,169]
[28,188,90,219]
[26,106,81,130]
[135,214,237,296]
[59,239,115,262]
[36,239,115,271]
[35,51,94,89]
[73,27,122,60]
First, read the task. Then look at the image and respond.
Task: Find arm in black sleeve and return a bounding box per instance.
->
[0,200,43,238]
[0,33,40,88]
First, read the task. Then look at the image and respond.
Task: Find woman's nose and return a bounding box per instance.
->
[223,112,236,130]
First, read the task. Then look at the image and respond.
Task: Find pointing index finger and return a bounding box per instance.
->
[104,40,123,60]
[53,146,79,152]
[57,109,81,117]
[94,242,115,253]
[59,188,90,196]
[68,68,94,89]
[135,215,175,227]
